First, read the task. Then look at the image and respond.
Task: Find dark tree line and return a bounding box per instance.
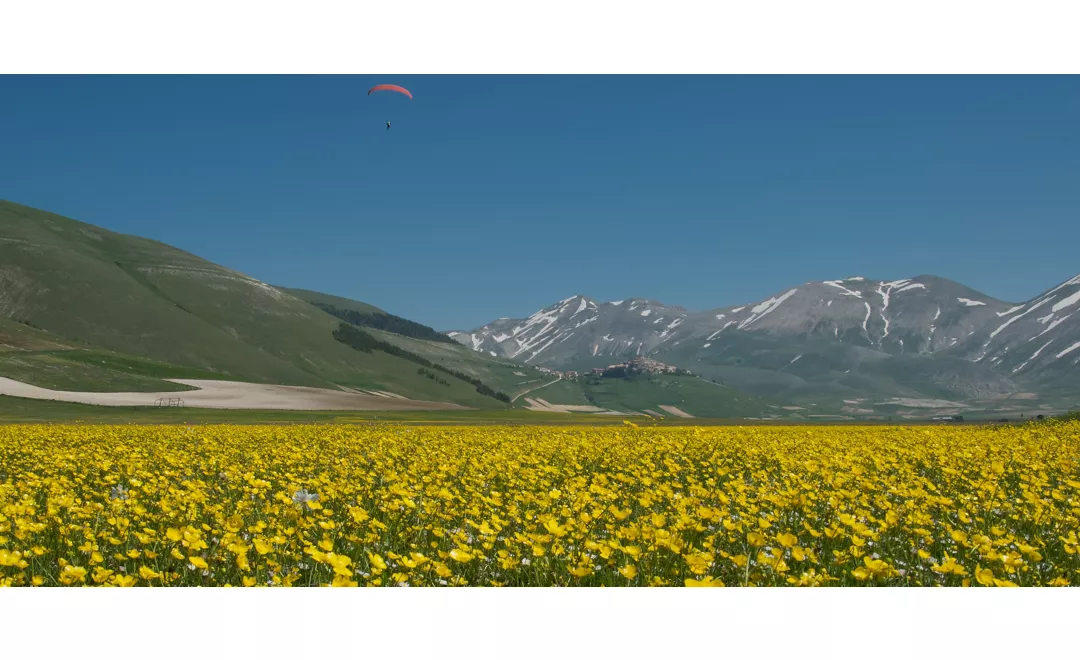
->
[316,303,457,344]
[417,367,450,386]
[332,323,511,403]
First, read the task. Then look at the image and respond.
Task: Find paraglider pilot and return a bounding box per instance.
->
[386,121,391,131]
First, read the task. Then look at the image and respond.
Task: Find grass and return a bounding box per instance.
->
[0,394,615,425]
[364,328,552,400]
[0,201,511,407]
[515,377,593,406]
[0,352,195,393]
[275,286,385,316]
[0,394,1019,426]
[580,374,775,417]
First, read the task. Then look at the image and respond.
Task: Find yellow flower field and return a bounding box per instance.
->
[1,422,1078,587]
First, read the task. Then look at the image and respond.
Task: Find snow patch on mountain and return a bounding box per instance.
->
[989,297,1052,341]
[896,283,926,293]
[1033,314,1072,340]
[1055,341,1080,360]
[1051,289,1080,313]
[824,281,862,297]
[1014,340,1053,373]
[738,289,798,330]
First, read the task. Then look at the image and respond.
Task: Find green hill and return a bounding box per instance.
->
[276,287,385,316]
[0,201,506,407]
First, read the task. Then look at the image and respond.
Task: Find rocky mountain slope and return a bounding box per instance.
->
[454,273,1080,412]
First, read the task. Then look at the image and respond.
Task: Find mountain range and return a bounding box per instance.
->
[2,199,1076,420]
[452,272,1080,417]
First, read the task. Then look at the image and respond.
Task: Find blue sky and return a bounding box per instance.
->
[2,75,1078,329]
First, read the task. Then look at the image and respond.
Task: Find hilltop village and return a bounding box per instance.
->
[535,357,688,381]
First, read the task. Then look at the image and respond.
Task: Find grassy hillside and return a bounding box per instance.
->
[0,201,500,407]
[275,287,385,316]
[365,328,551,397]
[0,316,215,392]
[517,378,594,406]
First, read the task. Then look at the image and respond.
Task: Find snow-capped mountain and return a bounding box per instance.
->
[684,275,1010,355]
[450,272,1080,405]
[961,274,1080,383]
[453,275,1014,365]
[448,296,690,365]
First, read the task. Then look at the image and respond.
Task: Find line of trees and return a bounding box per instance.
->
[316,303,457,344]
[332,323,511,403]
[417,367,450,386]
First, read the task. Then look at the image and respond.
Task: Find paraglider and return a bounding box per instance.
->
[367,84,413,99]
[368,85,412,131]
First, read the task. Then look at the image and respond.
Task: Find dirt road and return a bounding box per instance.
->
[511,374,562,403]
[0,377,464,411]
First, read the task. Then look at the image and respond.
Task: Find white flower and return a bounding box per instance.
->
[292,489,319,505]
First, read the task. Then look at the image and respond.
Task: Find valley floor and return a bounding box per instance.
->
[0,376,463,411]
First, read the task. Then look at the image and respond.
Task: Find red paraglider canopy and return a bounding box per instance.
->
[367,84,413,100]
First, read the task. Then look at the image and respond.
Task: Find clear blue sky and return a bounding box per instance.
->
[2,75,1078,329]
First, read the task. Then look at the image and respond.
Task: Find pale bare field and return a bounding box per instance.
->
[0,377,463,411]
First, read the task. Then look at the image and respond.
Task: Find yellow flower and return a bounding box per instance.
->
[683,552,713,575]
[449,548,474,563]
[139,566,162,581]
[543,519,568,538]
[369,553,388,571]
[325,553,353,577]
[685,576,724,587]
[59,565,87,585]
[331,575,358,587]
[619,565,638,580]
[92,566,114,584]
[0,550,22,567]
[188,556,209,570]
[776,533,798,548]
